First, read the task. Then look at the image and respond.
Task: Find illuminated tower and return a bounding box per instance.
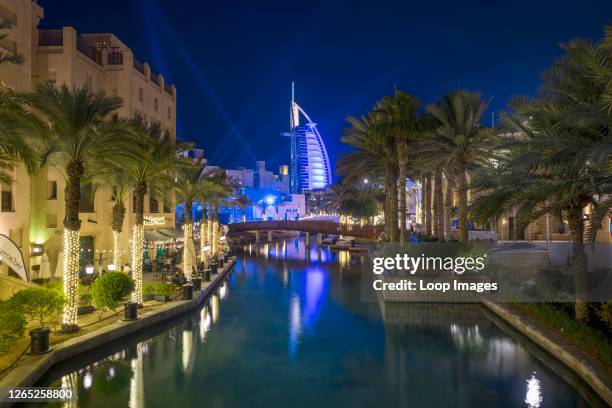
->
[286,82,332,193]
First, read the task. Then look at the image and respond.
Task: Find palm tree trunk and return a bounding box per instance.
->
[212,206,220,255]
[433,168,444,240]
[131,181,146,305]
[445,176,453,241]
[457,169,469,242]
[200,215,208,262]
[111,201,126,268]
[384,165,399,241]
[397,133,408,241]
[567,205,588,322]
[207,206,213,254]
[61,160,84,331]
[424,173,432,236]
[183,201,194,282]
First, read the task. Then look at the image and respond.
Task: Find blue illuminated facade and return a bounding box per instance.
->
[287,84,332,193]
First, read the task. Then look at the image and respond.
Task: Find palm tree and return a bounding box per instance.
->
[376,91,421,241]
[472,26,612,321]
[340,109,398,240]
[123,122,190,304]
[27,83,130,330]
[0,89,39,184]
[233,194,251,222]
[323,182,355,217]
[93,162,134,268]
[419,91,498,241]
[200,168,233,255]
[175,159,228,280]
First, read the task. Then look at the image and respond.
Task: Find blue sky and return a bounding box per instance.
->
[40,0,612,172]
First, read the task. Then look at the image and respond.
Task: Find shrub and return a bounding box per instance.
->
[10,287,66,328]
[43,280,63,293]
[90,272,135,318]
[143,283,156,296]
[0,300,26,353]
[155,283,177,297]
[79,292,92,307]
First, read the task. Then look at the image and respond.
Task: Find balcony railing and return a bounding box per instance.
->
[107,50,123,65]
[76,35,102,65]
[39,29,63,46]
[133,59,145,75]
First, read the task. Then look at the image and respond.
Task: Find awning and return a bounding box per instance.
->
[144,230,169,242]
[159,228,181,238]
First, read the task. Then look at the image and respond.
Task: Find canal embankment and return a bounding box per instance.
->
[0,257,236,404]
[483,299,612,406]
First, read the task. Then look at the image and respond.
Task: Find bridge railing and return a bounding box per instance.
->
[227,220,382,239]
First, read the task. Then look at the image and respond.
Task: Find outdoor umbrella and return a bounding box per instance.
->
[39,252,51,279]
[54,251,64,278]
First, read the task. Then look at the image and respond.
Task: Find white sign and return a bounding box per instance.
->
[144,216,166,225]
[0,234,27,281]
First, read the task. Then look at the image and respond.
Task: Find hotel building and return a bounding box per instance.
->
[0,0,177,279]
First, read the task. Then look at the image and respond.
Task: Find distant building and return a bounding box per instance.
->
[285,83,332,193]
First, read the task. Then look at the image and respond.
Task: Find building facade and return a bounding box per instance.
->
[0,0,177,279]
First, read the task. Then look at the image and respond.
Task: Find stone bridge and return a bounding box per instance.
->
[226,220,382,240]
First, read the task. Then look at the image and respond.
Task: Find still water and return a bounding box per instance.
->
[32,239,604,407]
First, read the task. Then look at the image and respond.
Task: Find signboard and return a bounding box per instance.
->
[144,216,166,226]
[0,234,27,281]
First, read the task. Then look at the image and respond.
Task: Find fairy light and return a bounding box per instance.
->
[62,229,80,328]
[112,230,121,268]
[207,218,213,254]
[184,222,194,282]
[212,220,219,255]
[200,221,208,262]
[131,224,144,304]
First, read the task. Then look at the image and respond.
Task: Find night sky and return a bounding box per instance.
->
[39,0,612,172]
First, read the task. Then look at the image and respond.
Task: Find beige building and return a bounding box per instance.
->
[0,0,178,280]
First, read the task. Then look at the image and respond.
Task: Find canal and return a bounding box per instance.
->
[31,239,605,407]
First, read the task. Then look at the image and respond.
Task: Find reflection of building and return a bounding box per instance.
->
[0,0,177,278]
[286,83,332,193]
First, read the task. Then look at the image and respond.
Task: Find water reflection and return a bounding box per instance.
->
[33,239,603,408]
[526,373,543,408]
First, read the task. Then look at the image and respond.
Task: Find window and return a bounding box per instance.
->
[79,183,95,213]
[154,97,158,111]
[149,196,159,213]
[47,180,57,199]
[163,199,171,213]
[138,87,143,102]
[1,190,13,212]
[167,106,171,119]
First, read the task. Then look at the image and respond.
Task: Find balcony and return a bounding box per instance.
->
[107,46,123,65]
[39,29,63,46]
[76,35,102,65]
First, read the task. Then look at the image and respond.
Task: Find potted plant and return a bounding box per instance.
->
[10,288,66,354]
[90,272,135,321]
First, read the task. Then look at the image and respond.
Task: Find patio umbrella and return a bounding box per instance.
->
[39,253,51,279]
[54,251,64,278]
